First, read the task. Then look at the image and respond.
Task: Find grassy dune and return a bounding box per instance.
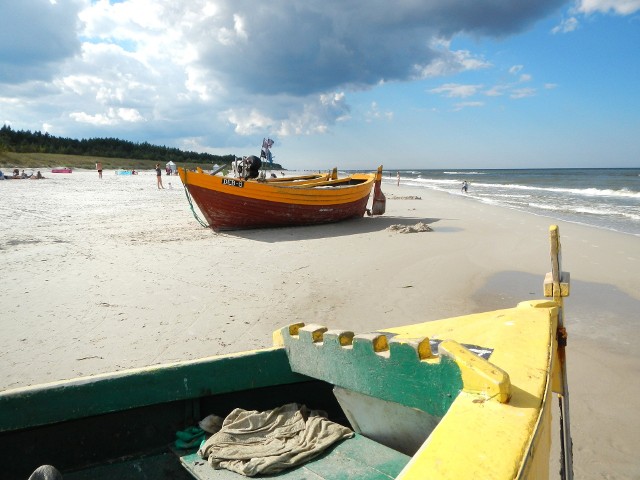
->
[0,152,221,172]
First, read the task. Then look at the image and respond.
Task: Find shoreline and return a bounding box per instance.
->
[384,177,640,239]
[1,171,639,478]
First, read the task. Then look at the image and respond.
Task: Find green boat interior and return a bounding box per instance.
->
[1,338,447,480]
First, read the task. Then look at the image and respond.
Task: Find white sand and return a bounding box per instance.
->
[1,169,639,478]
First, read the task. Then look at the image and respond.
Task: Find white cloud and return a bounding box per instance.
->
[416,39,491,78]
[217,14,248,45]
[365,102,394,123]
[70,107,144,125]
[454,101,484,111]
[484,85,508,97]
[510,88,537,99]
[0,0,579,152]
[117,108,145,122]
[430,83,484,98]
[278,93,352,135]
[224,109,274,135]
[578,0,640,14]
[552,16,580,33]
[0,0,82,83]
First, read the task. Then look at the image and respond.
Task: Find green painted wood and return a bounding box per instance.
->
[179,433,409,480]
[282,327,463,417]
[64,452,192,480]
[0,348,309,433]
[0,381,344,480]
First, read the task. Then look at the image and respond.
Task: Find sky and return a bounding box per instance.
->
[1,0,639,170]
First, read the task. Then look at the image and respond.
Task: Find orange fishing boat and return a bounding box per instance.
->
[178,163,386,231]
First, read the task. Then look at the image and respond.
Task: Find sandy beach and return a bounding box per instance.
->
[1,170,638,478]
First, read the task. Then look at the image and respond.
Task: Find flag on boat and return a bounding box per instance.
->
[261,138,274,163]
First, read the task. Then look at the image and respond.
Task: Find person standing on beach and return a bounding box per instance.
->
[397,171,400,186]
[156,164,164,189]
[96,162,102,179]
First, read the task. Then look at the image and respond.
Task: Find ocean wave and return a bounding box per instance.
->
[574,208,640,221]
[443,171,486,175]
[527,202,566,212]
[390,170,640,235]
[409,177,460,186]
[549,187,640,199]
[472,182,640,199]
[482,193,532,199]
[526,202,640,220]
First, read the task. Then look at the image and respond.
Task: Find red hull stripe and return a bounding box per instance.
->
[188,184,370,230]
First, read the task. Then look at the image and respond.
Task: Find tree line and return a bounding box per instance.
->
[0,125,239,165]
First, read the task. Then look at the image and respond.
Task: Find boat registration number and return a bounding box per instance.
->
[222,179,244,188]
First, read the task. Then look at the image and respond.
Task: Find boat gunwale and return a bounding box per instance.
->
[179,169,376,207]
[0,347,309,433]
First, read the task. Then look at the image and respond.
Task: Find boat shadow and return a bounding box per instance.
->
[217,216,462,242]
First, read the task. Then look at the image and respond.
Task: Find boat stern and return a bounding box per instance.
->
[371,165,386,215]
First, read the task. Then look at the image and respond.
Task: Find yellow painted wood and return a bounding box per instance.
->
[275,298,561,478]
[179,168,378,206]
[273,226,571,478]
[517,382,553,478]
[543,271,570,297]
[437,340,511,403]
[551,350,564,394]
[548,224,574,479]
[381,300,558,479]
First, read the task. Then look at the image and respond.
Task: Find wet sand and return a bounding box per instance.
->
[1,170,638,478]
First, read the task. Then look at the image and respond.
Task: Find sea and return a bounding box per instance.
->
[381,168,640,237]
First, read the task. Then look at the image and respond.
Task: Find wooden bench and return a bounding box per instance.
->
[178,433,410,479]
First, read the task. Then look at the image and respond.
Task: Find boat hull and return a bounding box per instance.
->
[0,227,570,479]
[0,301,560,480]
[187,182,371,230]
[179,168,380,231]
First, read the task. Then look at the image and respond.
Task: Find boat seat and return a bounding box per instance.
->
[177,433,409,479]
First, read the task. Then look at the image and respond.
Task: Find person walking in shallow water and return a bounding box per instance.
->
[461,180,468,193]
[156,164,164,189]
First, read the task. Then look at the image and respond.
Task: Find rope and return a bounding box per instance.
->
[182,170,210,228]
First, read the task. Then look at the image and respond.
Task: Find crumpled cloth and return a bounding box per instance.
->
[197,403,354,476]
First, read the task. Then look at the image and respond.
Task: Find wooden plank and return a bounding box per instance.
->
[281,325,463,417]
[179,434,409,480]
[64,452,191,480]
[0,348,307,432]
[548,225,574,480]
[309,433,409,478]
[543,271,570,297]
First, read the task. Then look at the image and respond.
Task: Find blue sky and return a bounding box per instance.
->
[1,0,639,170]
